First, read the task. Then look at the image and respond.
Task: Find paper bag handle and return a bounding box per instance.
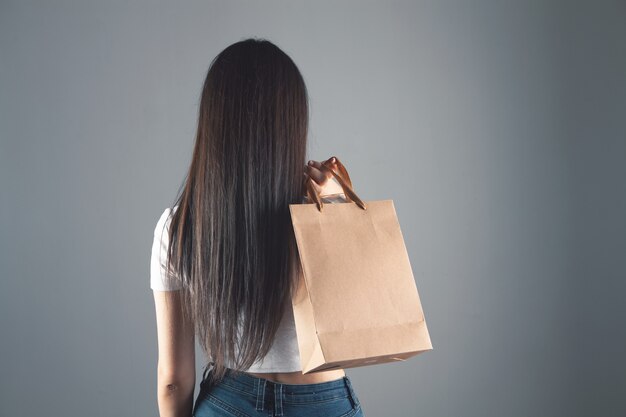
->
[304,156,367,212]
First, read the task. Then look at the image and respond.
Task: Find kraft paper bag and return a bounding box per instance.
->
[289,156,433,374]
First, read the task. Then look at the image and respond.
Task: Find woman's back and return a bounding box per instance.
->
[151,37,365,416]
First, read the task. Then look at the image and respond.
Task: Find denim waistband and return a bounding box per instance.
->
[213,367,360,416]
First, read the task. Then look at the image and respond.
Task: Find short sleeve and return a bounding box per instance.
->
[150,207,183,291]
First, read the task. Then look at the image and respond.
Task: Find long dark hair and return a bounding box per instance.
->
[164,38,309,386]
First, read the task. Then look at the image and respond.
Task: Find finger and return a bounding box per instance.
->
[302,172,316,197]
[303,171,323,196]
[305,164,327,185]
[308,159,336,180]
[323,156,338,166]
[309,158,338,171]
[302,170,321,185]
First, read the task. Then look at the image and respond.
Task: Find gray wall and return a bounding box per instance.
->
[1,1,624,416]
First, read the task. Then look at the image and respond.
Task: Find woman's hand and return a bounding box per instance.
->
[303,157,345,198]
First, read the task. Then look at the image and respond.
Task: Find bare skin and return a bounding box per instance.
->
[245,368,346,385]
[245,157,346,385]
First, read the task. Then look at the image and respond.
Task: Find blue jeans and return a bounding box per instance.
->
[193,366,365,417]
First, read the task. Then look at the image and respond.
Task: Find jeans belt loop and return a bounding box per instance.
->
[274,383,284,416]
[255,377,267,411]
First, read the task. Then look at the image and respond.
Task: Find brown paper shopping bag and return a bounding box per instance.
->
[289,156,433,374]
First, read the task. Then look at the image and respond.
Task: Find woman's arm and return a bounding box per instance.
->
[153,290,196,417]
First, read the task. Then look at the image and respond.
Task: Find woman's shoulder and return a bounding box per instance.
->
[150,205,181,291]
[154,205,179,232]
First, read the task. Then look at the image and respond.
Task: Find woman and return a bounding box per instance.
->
[151,38,364,417]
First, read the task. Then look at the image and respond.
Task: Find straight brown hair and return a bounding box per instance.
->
[164,38,309,386]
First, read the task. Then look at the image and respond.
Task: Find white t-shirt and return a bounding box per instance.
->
[149,193,347,372]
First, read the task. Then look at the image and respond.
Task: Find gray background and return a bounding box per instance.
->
[1,1,624,416]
